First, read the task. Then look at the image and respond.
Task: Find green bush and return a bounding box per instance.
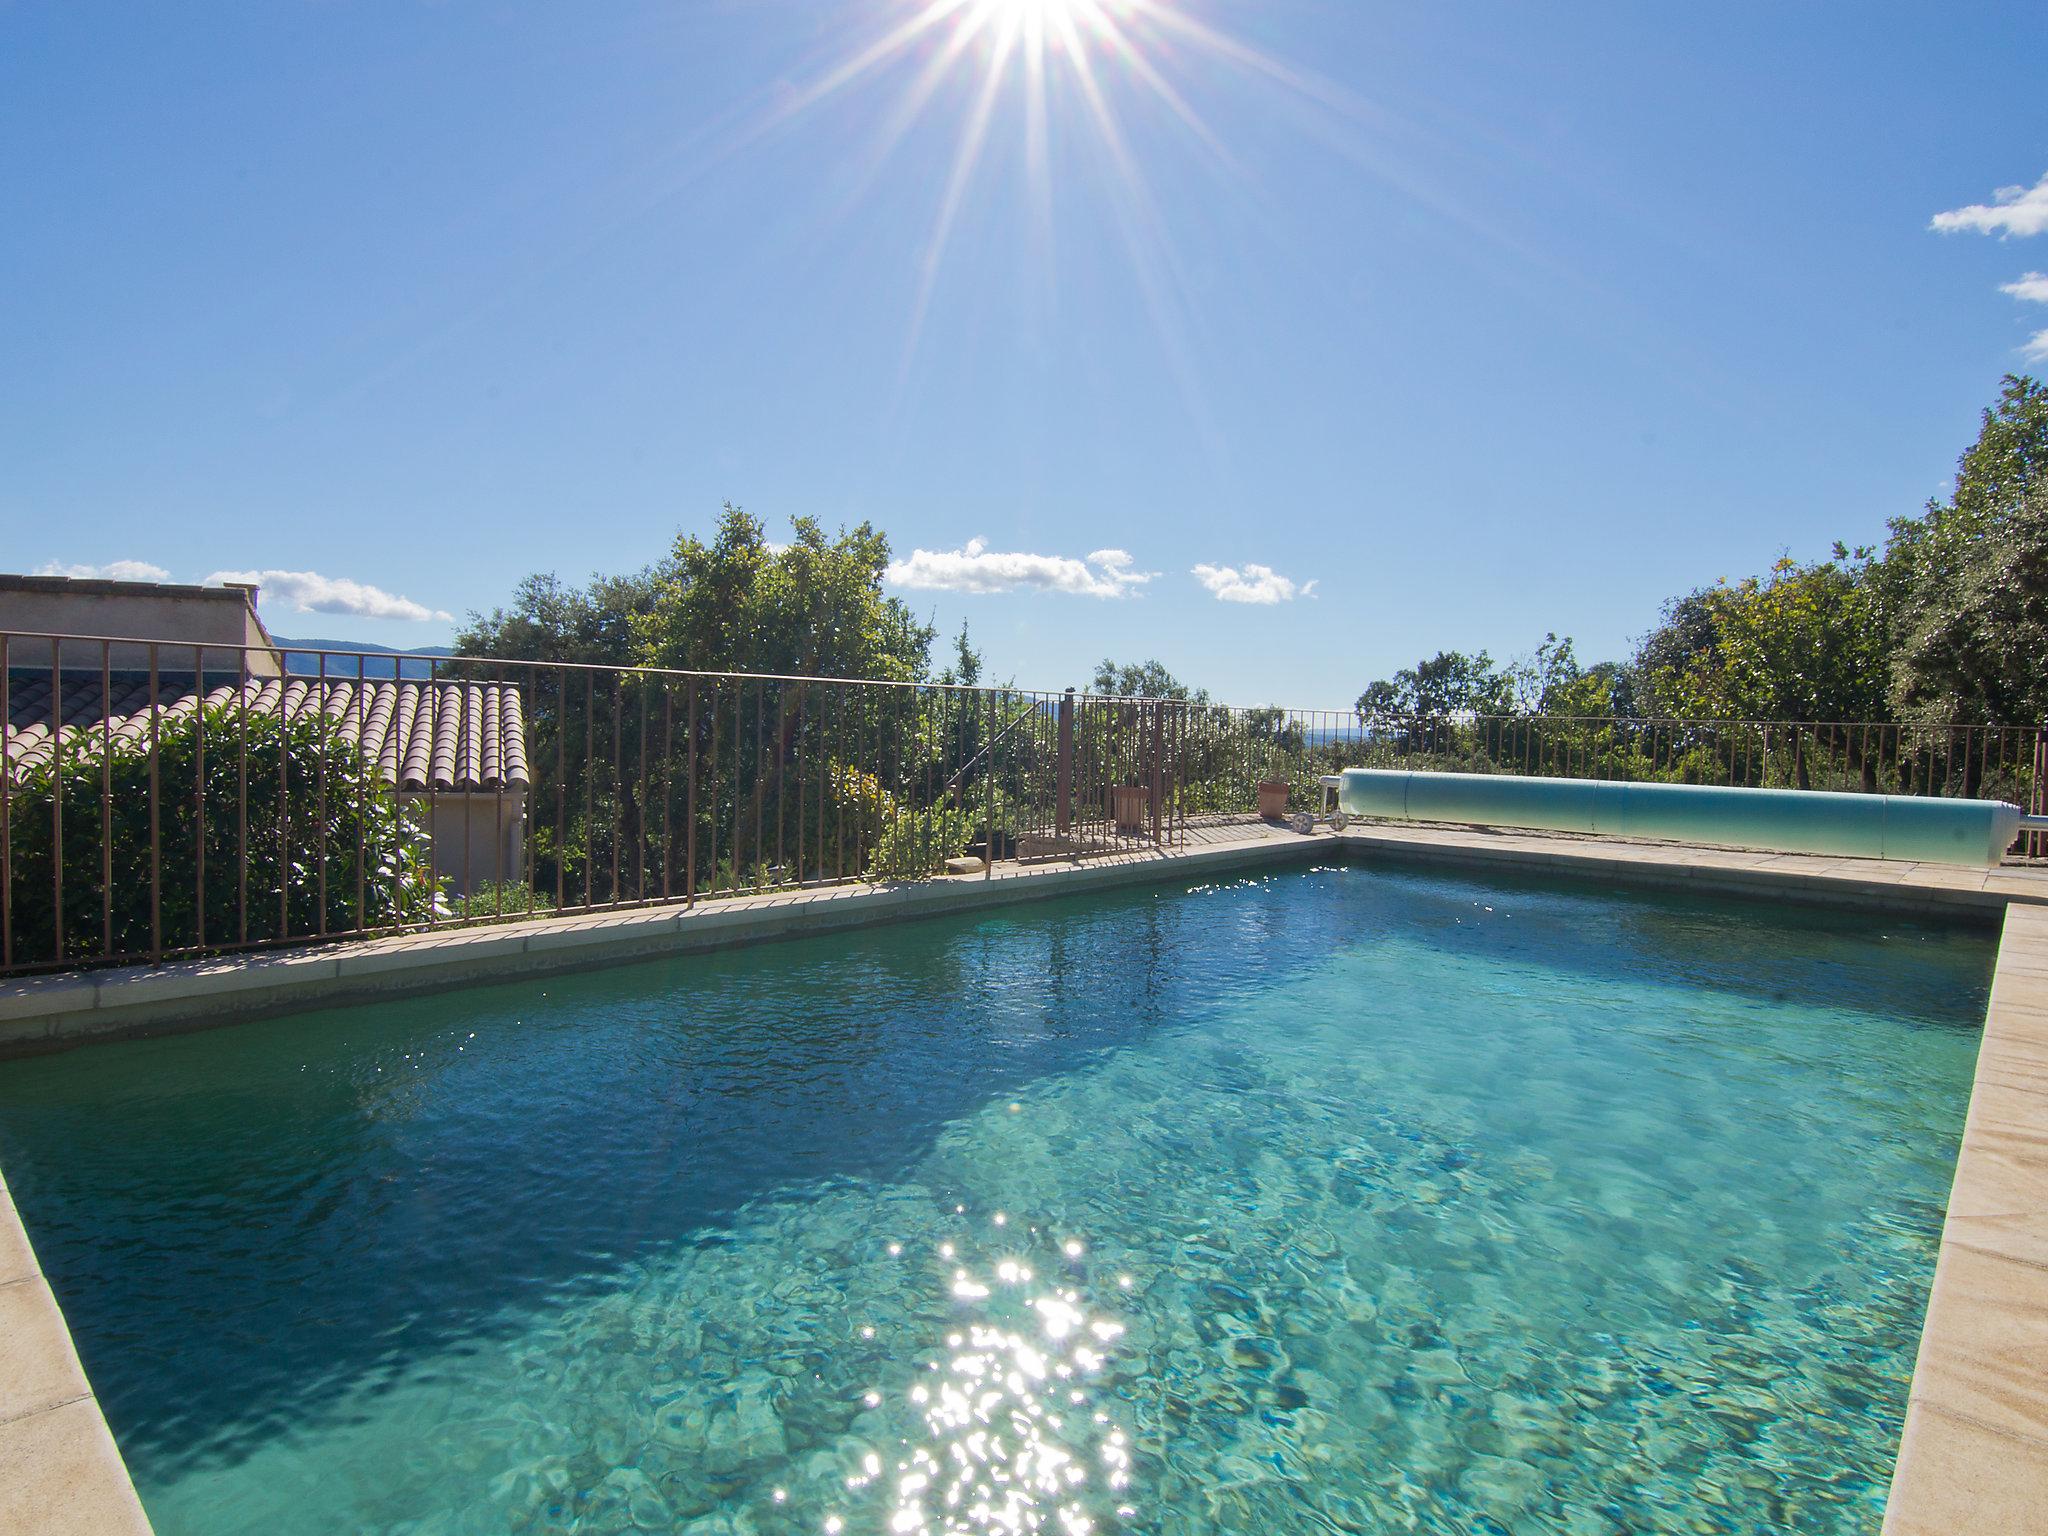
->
[4,699,440,965]
[445,880,556,922]
[866,802,981,879]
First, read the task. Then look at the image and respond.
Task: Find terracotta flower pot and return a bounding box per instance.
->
[1256,779,1290,819]
[1110,785,1152,834]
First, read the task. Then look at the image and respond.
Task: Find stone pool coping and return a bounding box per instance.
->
[1881,898,2048,1534]
[4,819,2048,1534]
[0,1166,152,1535]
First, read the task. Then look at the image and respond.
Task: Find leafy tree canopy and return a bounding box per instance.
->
[1888,375,2048,724]
[635,505,933,680]
[460,505,934,682]
[1890,483,2048,727]
[1635,549,1889,724]
[456,566,672,667]
[1355,650,1516,719]
[939,623,984,688]
[1090,659,1209,704]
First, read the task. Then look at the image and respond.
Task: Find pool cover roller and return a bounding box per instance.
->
[1333,768,2025,869]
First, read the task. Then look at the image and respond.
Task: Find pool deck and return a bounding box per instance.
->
[0,1164,151,1535]
[1882,897,2048,1534]
[4,819,2048,1532]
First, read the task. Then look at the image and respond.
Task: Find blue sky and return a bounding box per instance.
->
[4,0,2045,704]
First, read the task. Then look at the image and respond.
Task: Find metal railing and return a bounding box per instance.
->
[1233,708,2048,849]
[0,633,1204,976]
[1263,712,2044,800]
[5,630,2044,977]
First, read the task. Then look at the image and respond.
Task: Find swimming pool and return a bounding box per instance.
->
[0,862,1993,1535]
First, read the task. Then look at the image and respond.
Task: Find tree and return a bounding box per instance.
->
[1889,374,2048,725]
[1354,650,1515,719]
[1890,483,2048,728]
[456,506,940,900]
[1636,550,1890,726]
[1571,661,1638,720]
[939,622,984,688]
[1508,633,1624,715]
[1090,659,1209,704]
[625,507,937,886]
[455,566,673,667]
[1632,591,1722,717]
[634,505,933,680]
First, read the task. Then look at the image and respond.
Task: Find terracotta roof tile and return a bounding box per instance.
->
[2,674,528,793]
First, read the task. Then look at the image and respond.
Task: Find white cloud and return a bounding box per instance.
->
[2003,272,2048,305]
[885,538,1156,598]
[1995,273,2048,361]
[1191,562,1316,605]
[34,559,173,582]
[204,568,453,623]
[1931,172,2048,238]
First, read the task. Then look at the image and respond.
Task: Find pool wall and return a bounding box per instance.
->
[3,823,2038,1058]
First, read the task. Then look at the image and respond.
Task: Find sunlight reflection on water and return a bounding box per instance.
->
[830,1222,1135,1536]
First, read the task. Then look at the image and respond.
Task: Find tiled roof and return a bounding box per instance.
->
[3,674,529,793]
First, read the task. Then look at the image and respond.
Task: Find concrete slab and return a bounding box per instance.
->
[1883,1403,2048,1536]
[0,976,95,1027]
[0,1397,152,1536]
[1898,1242,2048,1447]
[1884,900,2048,1533]
[0,1278,90,1426]
[0,1193,34,1291]
[0,1172,151,1534]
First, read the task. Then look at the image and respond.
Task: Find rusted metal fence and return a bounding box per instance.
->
[1262,713,2044,803]
[5,630,2044,976]
[1235,709,2047,846]
[0,633,1196,975]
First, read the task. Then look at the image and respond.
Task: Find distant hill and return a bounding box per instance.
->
[271,637,457,680]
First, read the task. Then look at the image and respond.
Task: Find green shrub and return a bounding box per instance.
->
[866,802,981,879]
[4,699,440,965]
[445,880,556,922]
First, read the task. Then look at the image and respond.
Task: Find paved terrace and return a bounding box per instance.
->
[2,820,2047,1532]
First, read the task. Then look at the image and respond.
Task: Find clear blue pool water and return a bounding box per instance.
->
[0,863,1993,1535]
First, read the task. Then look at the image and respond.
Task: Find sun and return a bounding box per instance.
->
[739,0,1350,390]
[985,0,1085,21]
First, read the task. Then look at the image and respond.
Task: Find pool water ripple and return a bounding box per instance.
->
[0,864,1991,1534]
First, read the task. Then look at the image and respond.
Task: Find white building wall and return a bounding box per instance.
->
[408,791,527,895]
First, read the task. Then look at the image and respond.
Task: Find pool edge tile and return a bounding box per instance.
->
[0,1276,92,1427]
[1882,1401,2048,1536]
[0,1193,153,1536]
[0,1396,153,1536]
[1901,1242,2048,1448]
[1883,901,2048,1533]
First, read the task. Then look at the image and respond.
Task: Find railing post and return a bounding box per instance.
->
[685,679,698,905]
[1056,688,1074,836]
[983,688,995,880]
[1,633,10,972]
[148,642,160,962]
[49,637,63,964]
[1149,701,1164,844]
[2034,732,2048,859]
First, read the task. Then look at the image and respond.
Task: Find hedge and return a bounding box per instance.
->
[3,698,441,966]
